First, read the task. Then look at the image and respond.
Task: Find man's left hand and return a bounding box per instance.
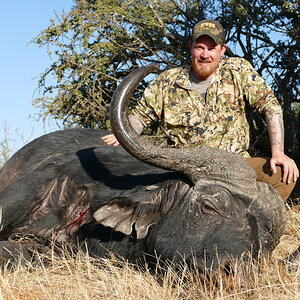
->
[270,152,299,184]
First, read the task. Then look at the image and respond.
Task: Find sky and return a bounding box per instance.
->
[0,1,75,155]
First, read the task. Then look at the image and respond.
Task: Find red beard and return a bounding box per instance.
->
[192,59,220,80]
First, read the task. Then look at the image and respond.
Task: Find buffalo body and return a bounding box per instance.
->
[0,128,285,270]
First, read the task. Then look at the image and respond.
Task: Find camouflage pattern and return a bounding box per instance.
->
[132,57,282,158]
[192,19,225,45]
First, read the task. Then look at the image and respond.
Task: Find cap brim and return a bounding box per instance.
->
[193,33,221,44]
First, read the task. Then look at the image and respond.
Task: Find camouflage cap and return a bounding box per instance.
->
[192,19,225,44]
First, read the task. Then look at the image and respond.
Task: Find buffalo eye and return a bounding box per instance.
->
[201,200,220,216]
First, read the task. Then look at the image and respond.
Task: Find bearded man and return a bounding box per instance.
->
[102,19,299,201]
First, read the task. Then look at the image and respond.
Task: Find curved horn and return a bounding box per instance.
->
[110,64,160,159]
[110,65,257,193]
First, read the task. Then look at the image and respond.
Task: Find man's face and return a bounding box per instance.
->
[189,35,227,80]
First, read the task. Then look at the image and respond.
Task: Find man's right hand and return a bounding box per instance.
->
[101,114,143,147]
[101,134,120,146]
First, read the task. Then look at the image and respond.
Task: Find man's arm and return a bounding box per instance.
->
[265,110,299,183]
[101,115,144,146]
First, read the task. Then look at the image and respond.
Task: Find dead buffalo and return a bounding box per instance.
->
[0,65,286,271]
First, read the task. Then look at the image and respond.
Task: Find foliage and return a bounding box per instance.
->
[33,0,300,157]
[33,0,205,129]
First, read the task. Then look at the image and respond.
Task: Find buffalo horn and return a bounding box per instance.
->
[110,65,258,195]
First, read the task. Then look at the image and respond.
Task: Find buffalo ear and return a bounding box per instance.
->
[93,197,160,239]
[93,181,189,239]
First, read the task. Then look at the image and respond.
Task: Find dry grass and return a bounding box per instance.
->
[0,205,298,300]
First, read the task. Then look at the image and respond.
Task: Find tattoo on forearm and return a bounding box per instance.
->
[265,111,284,152]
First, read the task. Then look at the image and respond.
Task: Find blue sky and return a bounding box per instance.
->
[0,1,74,155]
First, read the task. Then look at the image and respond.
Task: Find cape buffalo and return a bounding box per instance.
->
[0,65,286,271]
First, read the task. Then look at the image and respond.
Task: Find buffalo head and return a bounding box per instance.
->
[102,64,286,269]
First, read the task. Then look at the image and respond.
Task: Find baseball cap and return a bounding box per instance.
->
[192,19,225,44]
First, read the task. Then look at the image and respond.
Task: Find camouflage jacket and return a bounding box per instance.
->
[132,57,282,157]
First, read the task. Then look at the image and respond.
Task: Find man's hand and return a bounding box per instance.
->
[101,114,144,147]
[270,151,299,184]
[101,134,120,146]
[264,110,299,184]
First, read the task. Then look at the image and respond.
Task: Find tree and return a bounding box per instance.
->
[33,0,206,128]
[33,0,300,157]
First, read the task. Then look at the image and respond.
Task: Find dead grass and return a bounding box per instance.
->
[0,205,299,300]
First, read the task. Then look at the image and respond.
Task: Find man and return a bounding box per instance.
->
[102,19,299,200]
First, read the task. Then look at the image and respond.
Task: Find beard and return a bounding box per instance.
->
[192,58,220,80]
